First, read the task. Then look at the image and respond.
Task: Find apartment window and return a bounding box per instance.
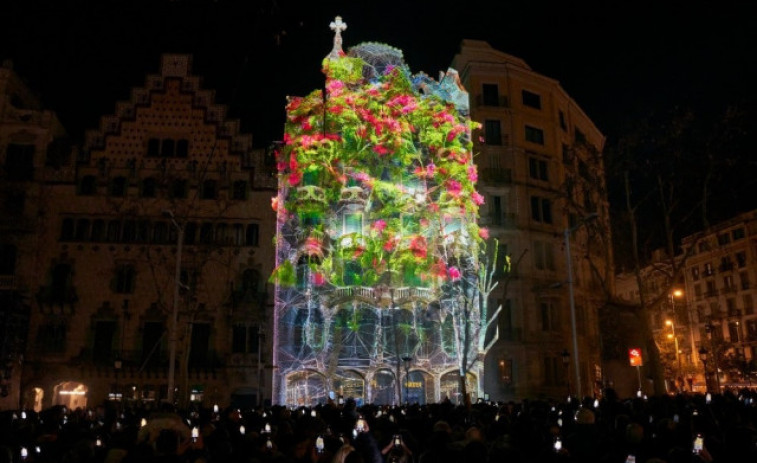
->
[122,220,136,243]
[246,224,260,246]
[106,220,121,242]
[152,222,168,243]
[201,180,217,200]
[733,227,745,240]
[691,267,700,281]
[176,139,189,158]
[736,251,747,268]
[698,241,711,252]
[525,125,544,145]
[533,240,555,270]
[724,275,734,290]
[559,110,567,130]
[4,144,35,181]
[717,233,731,246]
[482,84,500,106]
[114,265,136,293]
[183,222,196,245]
[141,177,157,198]
[530,196,552,224]
[484,120,502,145]
[743,294,754,315]
[91,220,104,242]
[720,256,733,272]
[694,284,702,298]
[161,139,175,158]
[705,280,717,297]
[540,302,558,331]
[232,325,260,354]
[60,218,74,241]
[232,180,248,200]
[75,219,90,241]
[171,179,188,199]
[704,263,713,276]
[528,157,548,181]
[740,271,750,290]
[110,177,127,197]
[521,90,542,109]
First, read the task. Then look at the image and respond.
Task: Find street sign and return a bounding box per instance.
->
[629,348,643,366]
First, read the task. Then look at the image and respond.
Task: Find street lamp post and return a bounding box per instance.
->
[666,319,681,379]
[164,210,185,406]
[563,212,598,398]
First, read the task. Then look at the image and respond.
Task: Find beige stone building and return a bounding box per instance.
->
[12,55,276,410]
[0,60,68,410]
[451,40,613,400]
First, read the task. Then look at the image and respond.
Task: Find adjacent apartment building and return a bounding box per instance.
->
[452,40,614,400]
[681,210,757,388]
[3,55,276,410]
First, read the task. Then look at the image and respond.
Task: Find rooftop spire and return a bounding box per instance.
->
[327,16,347,59]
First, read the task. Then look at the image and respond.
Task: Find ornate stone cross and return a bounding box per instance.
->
[328,16,347,59]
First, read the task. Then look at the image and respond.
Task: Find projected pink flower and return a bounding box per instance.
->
[448,266,461,280]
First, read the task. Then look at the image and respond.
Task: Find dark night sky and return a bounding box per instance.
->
[1,0,754,148]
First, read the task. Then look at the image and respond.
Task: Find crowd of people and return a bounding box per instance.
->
[1,388,756,463]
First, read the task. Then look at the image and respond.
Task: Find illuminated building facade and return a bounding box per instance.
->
[452,40,613,399]
[271,23,494,405]
[16,55,276,410]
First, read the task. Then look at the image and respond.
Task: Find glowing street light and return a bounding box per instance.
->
[666,319,681,375]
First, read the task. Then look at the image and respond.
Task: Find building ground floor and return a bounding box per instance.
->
[18,361,269,412]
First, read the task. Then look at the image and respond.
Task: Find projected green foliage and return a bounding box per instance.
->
[271,47,486,290]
